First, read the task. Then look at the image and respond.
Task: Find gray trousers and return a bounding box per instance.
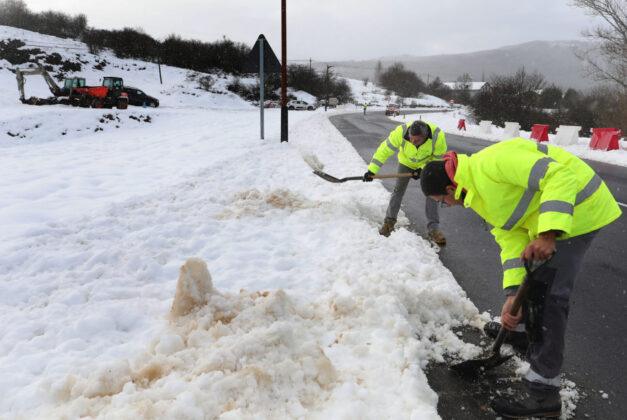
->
[524,229,599,396]
[385,162,439,232]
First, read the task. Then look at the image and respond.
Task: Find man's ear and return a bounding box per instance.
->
[445,184,456,195]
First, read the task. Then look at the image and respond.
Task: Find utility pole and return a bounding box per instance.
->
[280,0,288,142]
[158,55,163,85]
[324,64,333,112]
[259,37,265,139]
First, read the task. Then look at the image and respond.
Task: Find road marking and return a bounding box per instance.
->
[619,202,627,208]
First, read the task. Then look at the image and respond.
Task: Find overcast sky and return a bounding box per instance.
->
[24,0,600,62]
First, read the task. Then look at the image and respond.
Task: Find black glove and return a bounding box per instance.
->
[411,168,422,180]
[362,171,374,182]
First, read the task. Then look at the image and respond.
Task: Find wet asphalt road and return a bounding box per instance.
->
[329,110,627,419]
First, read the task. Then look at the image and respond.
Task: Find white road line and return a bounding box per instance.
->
[618,202,627,208]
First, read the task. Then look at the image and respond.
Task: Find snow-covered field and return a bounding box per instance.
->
[1,25,623,419]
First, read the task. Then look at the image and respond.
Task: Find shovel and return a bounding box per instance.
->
[450,257,550,378]
[312,169,413,183]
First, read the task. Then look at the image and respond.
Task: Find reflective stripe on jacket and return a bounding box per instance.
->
[453,138,621,289]
[367,121,447,174]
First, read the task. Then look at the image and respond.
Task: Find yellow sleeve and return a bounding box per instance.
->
[367,127,403,174]
[491,226,530,289]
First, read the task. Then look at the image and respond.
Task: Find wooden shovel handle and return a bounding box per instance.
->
[372,173,413,179]
[490,257,549,353]
[491,279,531,352]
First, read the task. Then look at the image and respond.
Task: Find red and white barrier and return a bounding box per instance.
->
[590,128,621,151]
[478,120,492,134]
[530,124,550,142]
[503,122,520,139]
[554,125,581,146]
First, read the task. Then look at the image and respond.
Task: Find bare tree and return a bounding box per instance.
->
[571,0,626,89]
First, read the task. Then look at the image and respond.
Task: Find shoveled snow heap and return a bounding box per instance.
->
[41,247,479,420]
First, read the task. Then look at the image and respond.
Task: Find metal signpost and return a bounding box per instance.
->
[243,34,281,140]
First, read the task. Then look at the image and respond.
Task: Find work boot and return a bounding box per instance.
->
[379,218,396,237]
[491,391,561,418]
[483,321,529,350]
[428,230,446,245]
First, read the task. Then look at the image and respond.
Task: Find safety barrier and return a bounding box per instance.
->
[553,125,581,146]
[503,122,520,139]
[530,124,550,142]
[457,119,466,130]
[478,120,492,134]
[590,128,621,151]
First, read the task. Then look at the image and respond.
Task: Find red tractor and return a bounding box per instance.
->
[15,64,128,109]
[69,76,128,109]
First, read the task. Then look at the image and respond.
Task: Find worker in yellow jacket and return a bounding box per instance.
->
[363,120,448,243]
[420,138,621,419]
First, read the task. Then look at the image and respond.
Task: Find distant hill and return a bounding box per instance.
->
[311,41,597,91]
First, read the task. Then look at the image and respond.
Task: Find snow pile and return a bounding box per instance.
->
[169,258,216,317]
[40,245,479,420]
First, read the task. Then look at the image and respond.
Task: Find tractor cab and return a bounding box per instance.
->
[62,77,86,95]
[103,77,124,92]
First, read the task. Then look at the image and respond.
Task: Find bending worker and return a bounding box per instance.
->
[419,138,621,419]
[363,120,447,244]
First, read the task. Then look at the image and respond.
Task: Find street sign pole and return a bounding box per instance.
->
[242,34,281,141]
[260,37,264,139]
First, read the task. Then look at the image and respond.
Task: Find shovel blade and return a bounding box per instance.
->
[312,170,362,183]
[313,169,343,183]
[450,353,513,379]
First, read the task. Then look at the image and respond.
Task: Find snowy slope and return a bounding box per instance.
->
[344,77,449,109]
[0,25,601,420]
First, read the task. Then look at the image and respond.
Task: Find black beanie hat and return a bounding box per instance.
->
[420,161,453,196]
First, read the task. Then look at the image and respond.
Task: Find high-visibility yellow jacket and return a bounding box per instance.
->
[367,121,447,174]
[452,138,622,290]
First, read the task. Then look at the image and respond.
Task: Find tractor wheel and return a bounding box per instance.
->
[79,96,90,108]
[116,99,128,110]
[91,99,104,108]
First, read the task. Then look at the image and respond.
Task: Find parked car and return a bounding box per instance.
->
[122,86,159,107]
[319,97,339,108]
[385,103,400,116]
[287,100,315,110]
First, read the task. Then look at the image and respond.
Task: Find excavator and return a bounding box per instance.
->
[15,63,64,105]
[14,63,128,109]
